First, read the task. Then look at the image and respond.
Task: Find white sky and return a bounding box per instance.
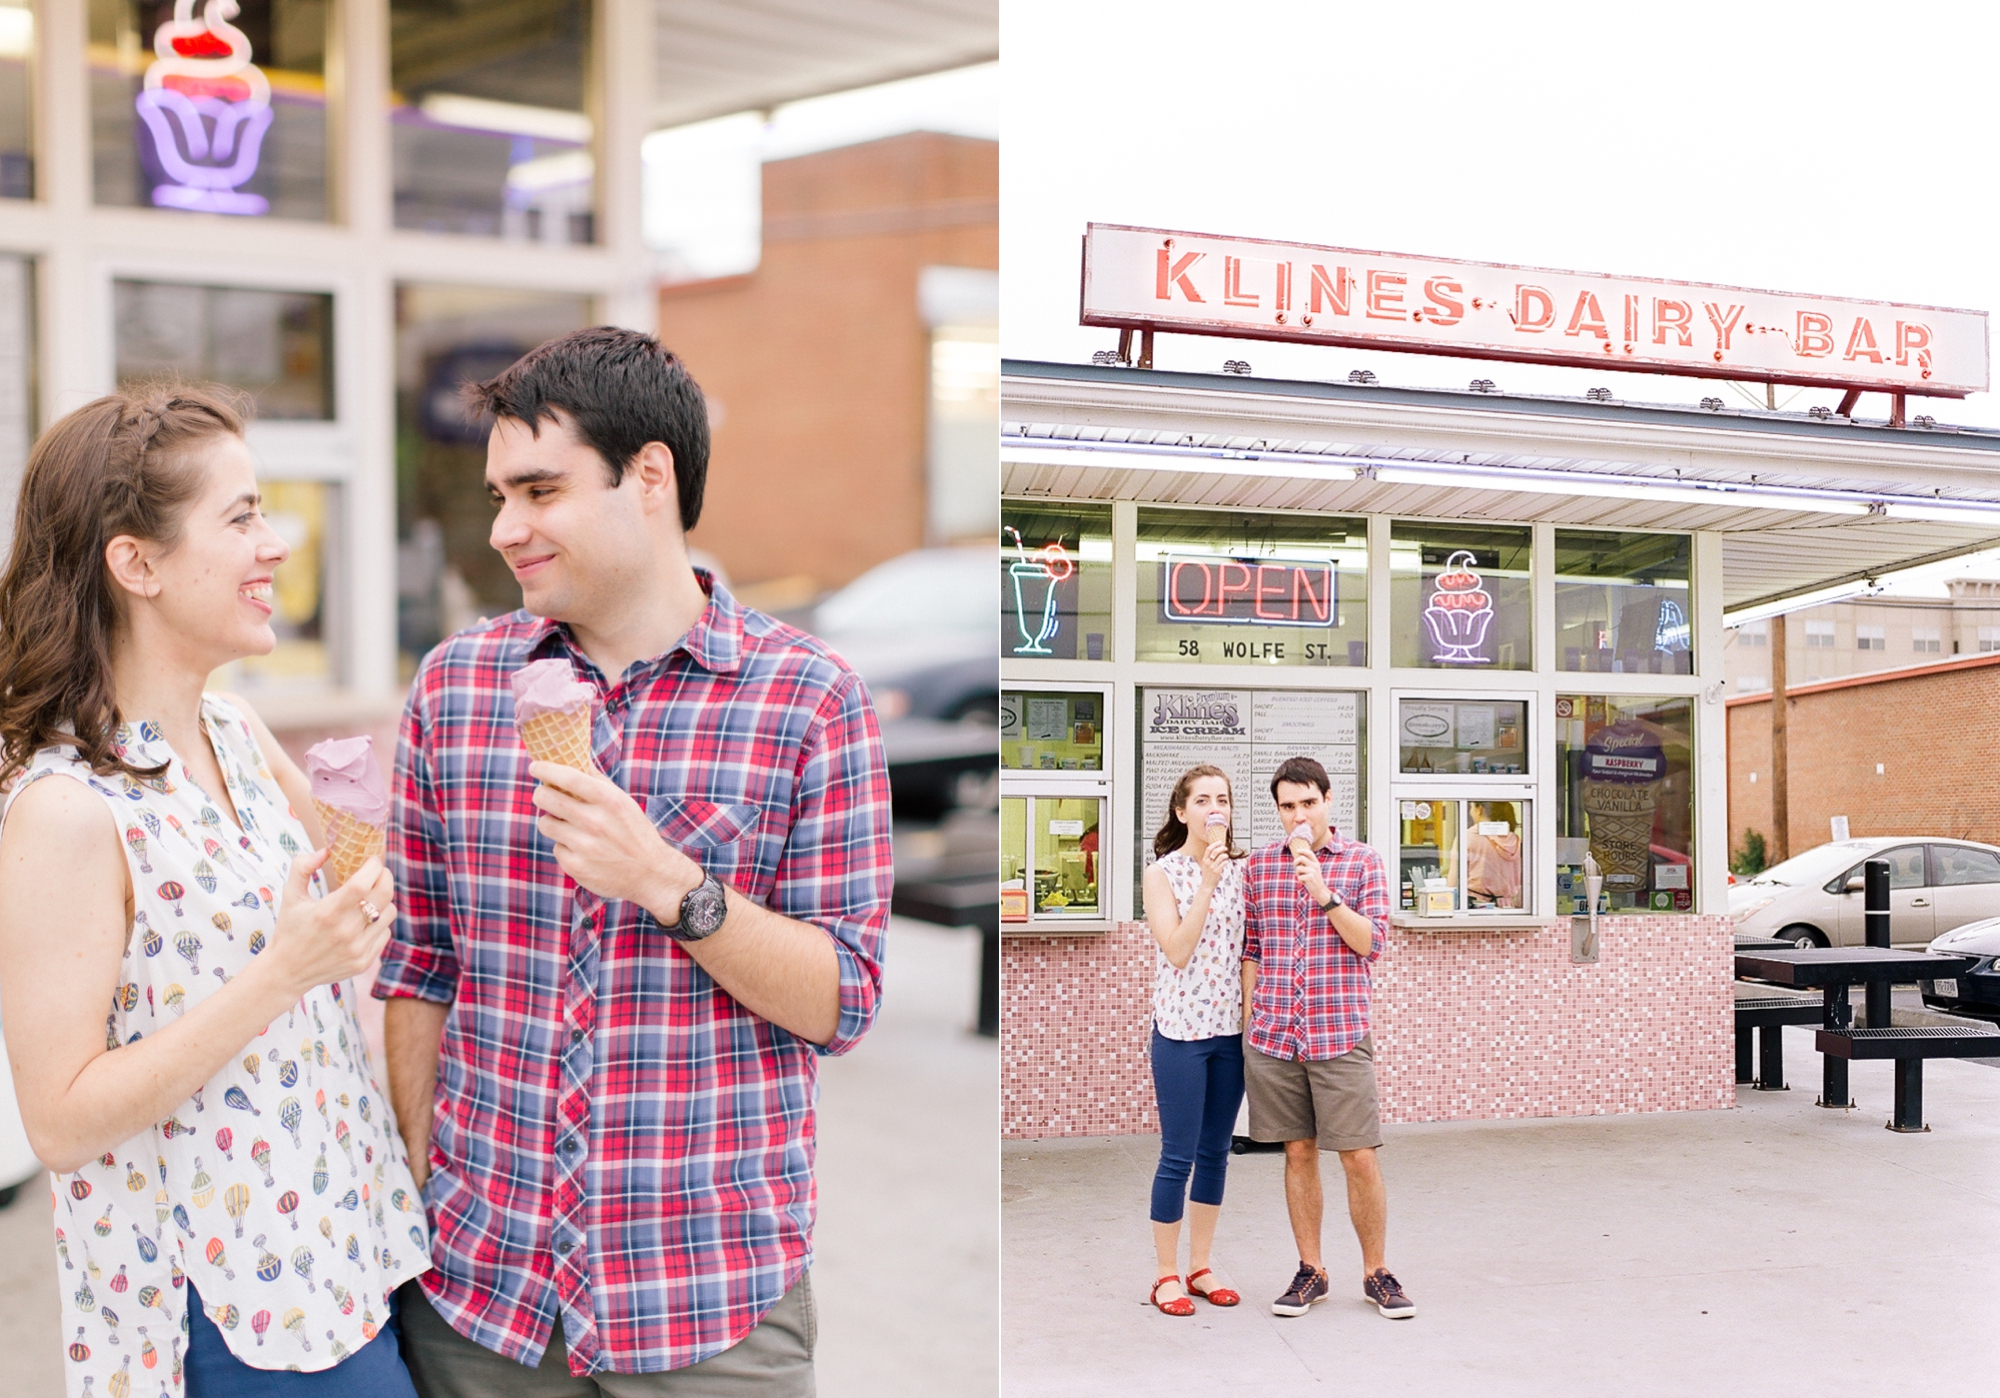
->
[1001,1,2000,596]
[643,63,997,280]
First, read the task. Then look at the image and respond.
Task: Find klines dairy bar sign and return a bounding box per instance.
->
[1080,223,1988,397]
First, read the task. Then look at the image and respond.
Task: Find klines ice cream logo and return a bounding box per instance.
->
[1423,550,1494,664]
[137,0,274,216]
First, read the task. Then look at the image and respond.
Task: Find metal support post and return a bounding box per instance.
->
[1888,1057,1926,1132]
[1864,858,1891,1028]
[1756,1026,1787,1091]
[1819,985,1852,1108]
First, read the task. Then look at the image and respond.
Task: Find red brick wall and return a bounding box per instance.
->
[660,132,998,594]
[1001,915,1734,1139]
[1726,655,2000,862]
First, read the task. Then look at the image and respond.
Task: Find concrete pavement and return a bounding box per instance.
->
[0,916,996,1397]
[1003,1022,2000,1397]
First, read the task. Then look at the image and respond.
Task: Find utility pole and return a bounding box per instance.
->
[1770,612,1789,862]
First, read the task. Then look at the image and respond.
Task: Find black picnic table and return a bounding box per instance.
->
[1733,947,1982,1109]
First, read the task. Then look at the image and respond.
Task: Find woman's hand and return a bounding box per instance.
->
[1198,836,1230,890]
[262,849,396,1000]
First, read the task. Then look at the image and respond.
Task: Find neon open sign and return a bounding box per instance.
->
[1159,555,1337,627]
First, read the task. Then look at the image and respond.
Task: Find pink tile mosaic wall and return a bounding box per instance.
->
[1002,914,1735,1139]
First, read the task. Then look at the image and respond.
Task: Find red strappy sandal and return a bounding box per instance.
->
[1186,1268,1240,1306]
[1150,1274,1196,1316]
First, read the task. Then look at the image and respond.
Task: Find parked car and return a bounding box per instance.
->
[810,547,997,724]
[809,547,998,818]
[1728,837,2000,948]
[1919,918,2000,1022]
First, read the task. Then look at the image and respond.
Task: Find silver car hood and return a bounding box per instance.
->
[1928,919,2000,956]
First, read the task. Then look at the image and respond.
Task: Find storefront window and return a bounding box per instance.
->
[1002,689,1104,772]
[389,0,594,243]
[1556,694,1695,913]
[1000,500,1112,662]
[1135,506,1367,667]
[0,252,32,564]
[91,0,329,220]
[395,283,593,673]
[115,279,333,419]
[1135,685,1364,903]
[1398,798,1528,914]
[0,2,32,197]
[1390,521,1531,670]
[1397,697,1528,775]
[1555,530,1692,674]
[1001,793,1103,926]
[217,479,336,692]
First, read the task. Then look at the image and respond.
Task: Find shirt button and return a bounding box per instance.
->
[560,1138,576,1154]
[570,1029,583,1043]
[557,1240,573,1255]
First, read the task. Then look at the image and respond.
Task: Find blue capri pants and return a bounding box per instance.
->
[1149,1026,1246,1225]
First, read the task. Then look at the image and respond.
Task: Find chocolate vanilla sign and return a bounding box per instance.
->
[1080,223,1989,397]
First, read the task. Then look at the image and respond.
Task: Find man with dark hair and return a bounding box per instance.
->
[1241,755,1415,1322]
[375,326,892,1395]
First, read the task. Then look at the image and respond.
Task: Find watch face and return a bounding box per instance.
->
[681,877,727,938]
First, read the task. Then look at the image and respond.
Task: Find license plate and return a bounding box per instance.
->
[1934,979,1958,998]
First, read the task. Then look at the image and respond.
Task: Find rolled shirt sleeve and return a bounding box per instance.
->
[777,674,892,1056]
[1350,848,1390,965]
[375,682,461,1004]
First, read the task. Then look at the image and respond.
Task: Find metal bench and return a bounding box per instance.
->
[1815,1025,2000,1132]
[1734,994,1824,1090]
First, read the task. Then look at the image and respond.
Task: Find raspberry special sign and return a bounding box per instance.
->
[1081,223,1989,397]
[137,0,274,216]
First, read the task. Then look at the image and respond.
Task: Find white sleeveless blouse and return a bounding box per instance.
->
[1151,851,1246,1041]
[3,696,428,1396]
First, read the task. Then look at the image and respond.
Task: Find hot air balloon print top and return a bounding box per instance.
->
[1,695,429,1395]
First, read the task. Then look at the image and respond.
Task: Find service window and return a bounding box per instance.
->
[1555,530,1693,674]
[1002,689,1105,771]
[1134,506,1368,667]
[1397,697,1528,775]
[1556,695,1695,913]
[1002,791,1106,928]
[1397,797,1530,914]
[1001,500,1114,662]
[1390,521,1532,670]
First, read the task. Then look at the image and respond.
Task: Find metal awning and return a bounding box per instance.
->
[651,0,997,128]
[1002,361,2000,616]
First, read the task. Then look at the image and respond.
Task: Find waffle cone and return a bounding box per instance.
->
[519,707,597,774]
[314,802,386,887]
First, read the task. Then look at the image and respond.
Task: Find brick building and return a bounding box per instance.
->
[1724,578,2000,693]
[1726,652,2000,863]
[661,131,998,604]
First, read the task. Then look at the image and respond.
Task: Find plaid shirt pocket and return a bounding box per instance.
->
[649,796,767,887]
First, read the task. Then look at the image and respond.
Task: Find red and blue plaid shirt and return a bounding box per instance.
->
[1241,830,1389,1061]
[373,573,891,1375]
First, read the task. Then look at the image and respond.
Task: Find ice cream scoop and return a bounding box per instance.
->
[1287,822,1315,855]
[512,660,598,773]
[304,737,389,885]
[1204,812,1229,843]
[304,737,390,826]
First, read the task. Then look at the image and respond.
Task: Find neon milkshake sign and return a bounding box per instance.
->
[1423,550,1495,664]
[136,0,274,215]
[1006,527,1074,656]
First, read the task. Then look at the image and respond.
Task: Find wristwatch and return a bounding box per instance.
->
[1318,888,1345,914]
[650,872,728,942]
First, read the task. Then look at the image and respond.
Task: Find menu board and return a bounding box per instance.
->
[1139,687,1362,858]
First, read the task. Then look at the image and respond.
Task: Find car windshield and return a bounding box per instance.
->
[815,548,998,635]
[1741,841,1878,887]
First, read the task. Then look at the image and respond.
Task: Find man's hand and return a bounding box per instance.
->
[1292,849,1332,907]
[528,762,700,922]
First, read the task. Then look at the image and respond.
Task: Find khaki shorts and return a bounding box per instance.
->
[1243,1036,1382,1152]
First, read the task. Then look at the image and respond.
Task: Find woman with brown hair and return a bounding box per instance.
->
[1139,763,1248,1316]
[0,388,428,1396]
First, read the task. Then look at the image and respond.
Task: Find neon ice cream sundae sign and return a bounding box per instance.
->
[1423,550,1494,664]
[136,0,273,215]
